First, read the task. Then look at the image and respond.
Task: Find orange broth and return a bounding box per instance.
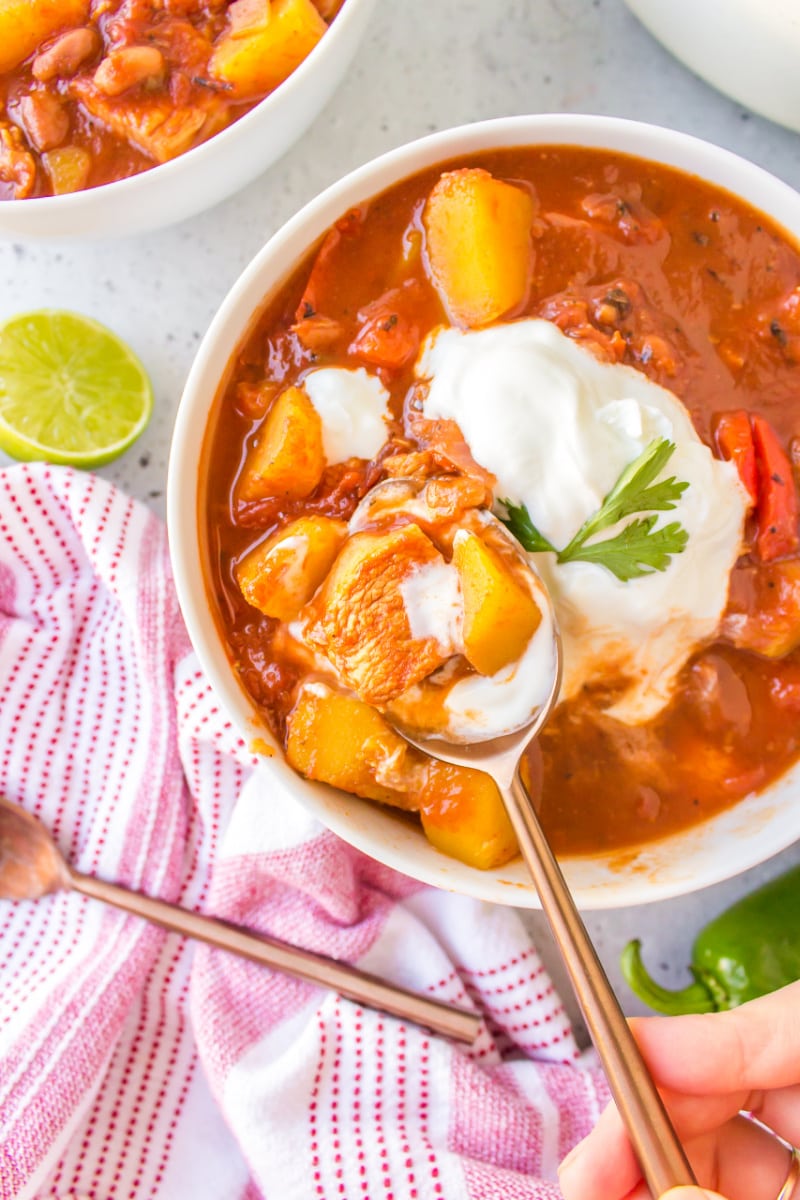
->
[203,146,800,856]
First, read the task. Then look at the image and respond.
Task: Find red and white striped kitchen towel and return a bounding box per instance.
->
[0,463,609,1200]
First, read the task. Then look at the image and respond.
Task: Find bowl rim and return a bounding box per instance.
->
[0,0,373,217]
[168,112,800,909]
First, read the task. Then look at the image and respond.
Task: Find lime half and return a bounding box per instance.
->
[0,309,154,467]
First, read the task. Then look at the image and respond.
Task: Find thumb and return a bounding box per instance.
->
[662,1189,728,1200]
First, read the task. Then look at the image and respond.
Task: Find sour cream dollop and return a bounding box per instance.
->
[417,319,748,724]
[302,366,390,462]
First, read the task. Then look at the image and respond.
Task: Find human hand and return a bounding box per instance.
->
[558,979,800,1200]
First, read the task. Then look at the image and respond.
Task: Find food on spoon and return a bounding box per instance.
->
[422,167,535,327]
[286,682,425,806]
[0,0,343,199]
[453,527,542,676]
[304,523,455,705]
[419,319,742,724]
[203,147,800,867]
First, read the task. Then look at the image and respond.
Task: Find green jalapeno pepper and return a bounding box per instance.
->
[621,865,800,1013]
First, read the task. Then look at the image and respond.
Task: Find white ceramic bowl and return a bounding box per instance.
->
[0,0,376,240]
[168,113,800,909]
[625,0,800,134]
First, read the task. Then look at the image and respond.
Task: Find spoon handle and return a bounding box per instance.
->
[68,868,480,1044]
[502,772,696,1197]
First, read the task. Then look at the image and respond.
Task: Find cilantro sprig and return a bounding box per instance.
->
[500,437,690,582]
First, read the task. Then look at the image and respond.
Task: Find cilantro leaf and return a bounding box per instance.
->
[499,498,556,554]
[497,437,691,581]
[559,517,689,581]
[559,437,689,560]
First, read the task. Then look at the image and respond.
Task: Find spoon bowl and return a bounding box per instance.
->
[0,797,69,900]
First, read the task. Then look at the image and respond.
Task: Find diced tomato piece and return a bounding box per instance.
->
[722,560,800,658]
[348,283,422,370]
[713,409,758,504]
[294,208,363,322]
[752,415,800,562]
[349,309,419,369]
[406,410,496,491]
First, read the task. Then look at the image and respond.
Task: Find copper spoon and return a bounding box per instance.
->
[0,794,479,1043]
[376,502,697,1196]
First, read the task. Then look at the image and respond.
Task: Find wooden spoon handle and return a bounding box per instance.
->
[501,772,696,1197]
[69,869,480,1044]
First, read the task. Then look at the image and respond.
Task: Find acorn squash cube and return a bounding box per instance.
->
[423,167,535,328]
[453,529,541,676]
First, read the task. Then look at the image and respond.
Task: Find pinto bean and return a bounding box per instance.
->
[32,27,100,82]
[18,92,70,153]
[93,46,165,96]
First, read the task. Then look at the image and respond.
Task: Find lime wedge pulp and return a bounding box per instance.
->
[0,309,154,467]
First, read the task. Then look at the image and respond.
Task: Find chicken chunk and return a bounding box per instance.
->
[69,76,223,162]
[0,123,36,199]
[423,474,490,521]
[722,560,800,658]
[305,523,453,704]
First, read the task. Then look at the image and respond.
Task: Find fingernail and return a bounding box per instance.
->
[661,1188,721,1199]
[557,1138,586,1176]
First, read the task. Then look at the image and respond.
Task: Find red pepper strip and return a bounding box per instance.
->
[294,208,363,322]
[752,414,800,562]
[713,410,758,504]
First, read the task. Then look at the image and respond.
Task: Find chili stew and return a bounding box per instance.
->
[202,145,800,868]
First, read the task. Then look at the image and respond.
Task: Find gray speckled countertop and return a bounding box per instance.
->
[4,0,800,1043]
